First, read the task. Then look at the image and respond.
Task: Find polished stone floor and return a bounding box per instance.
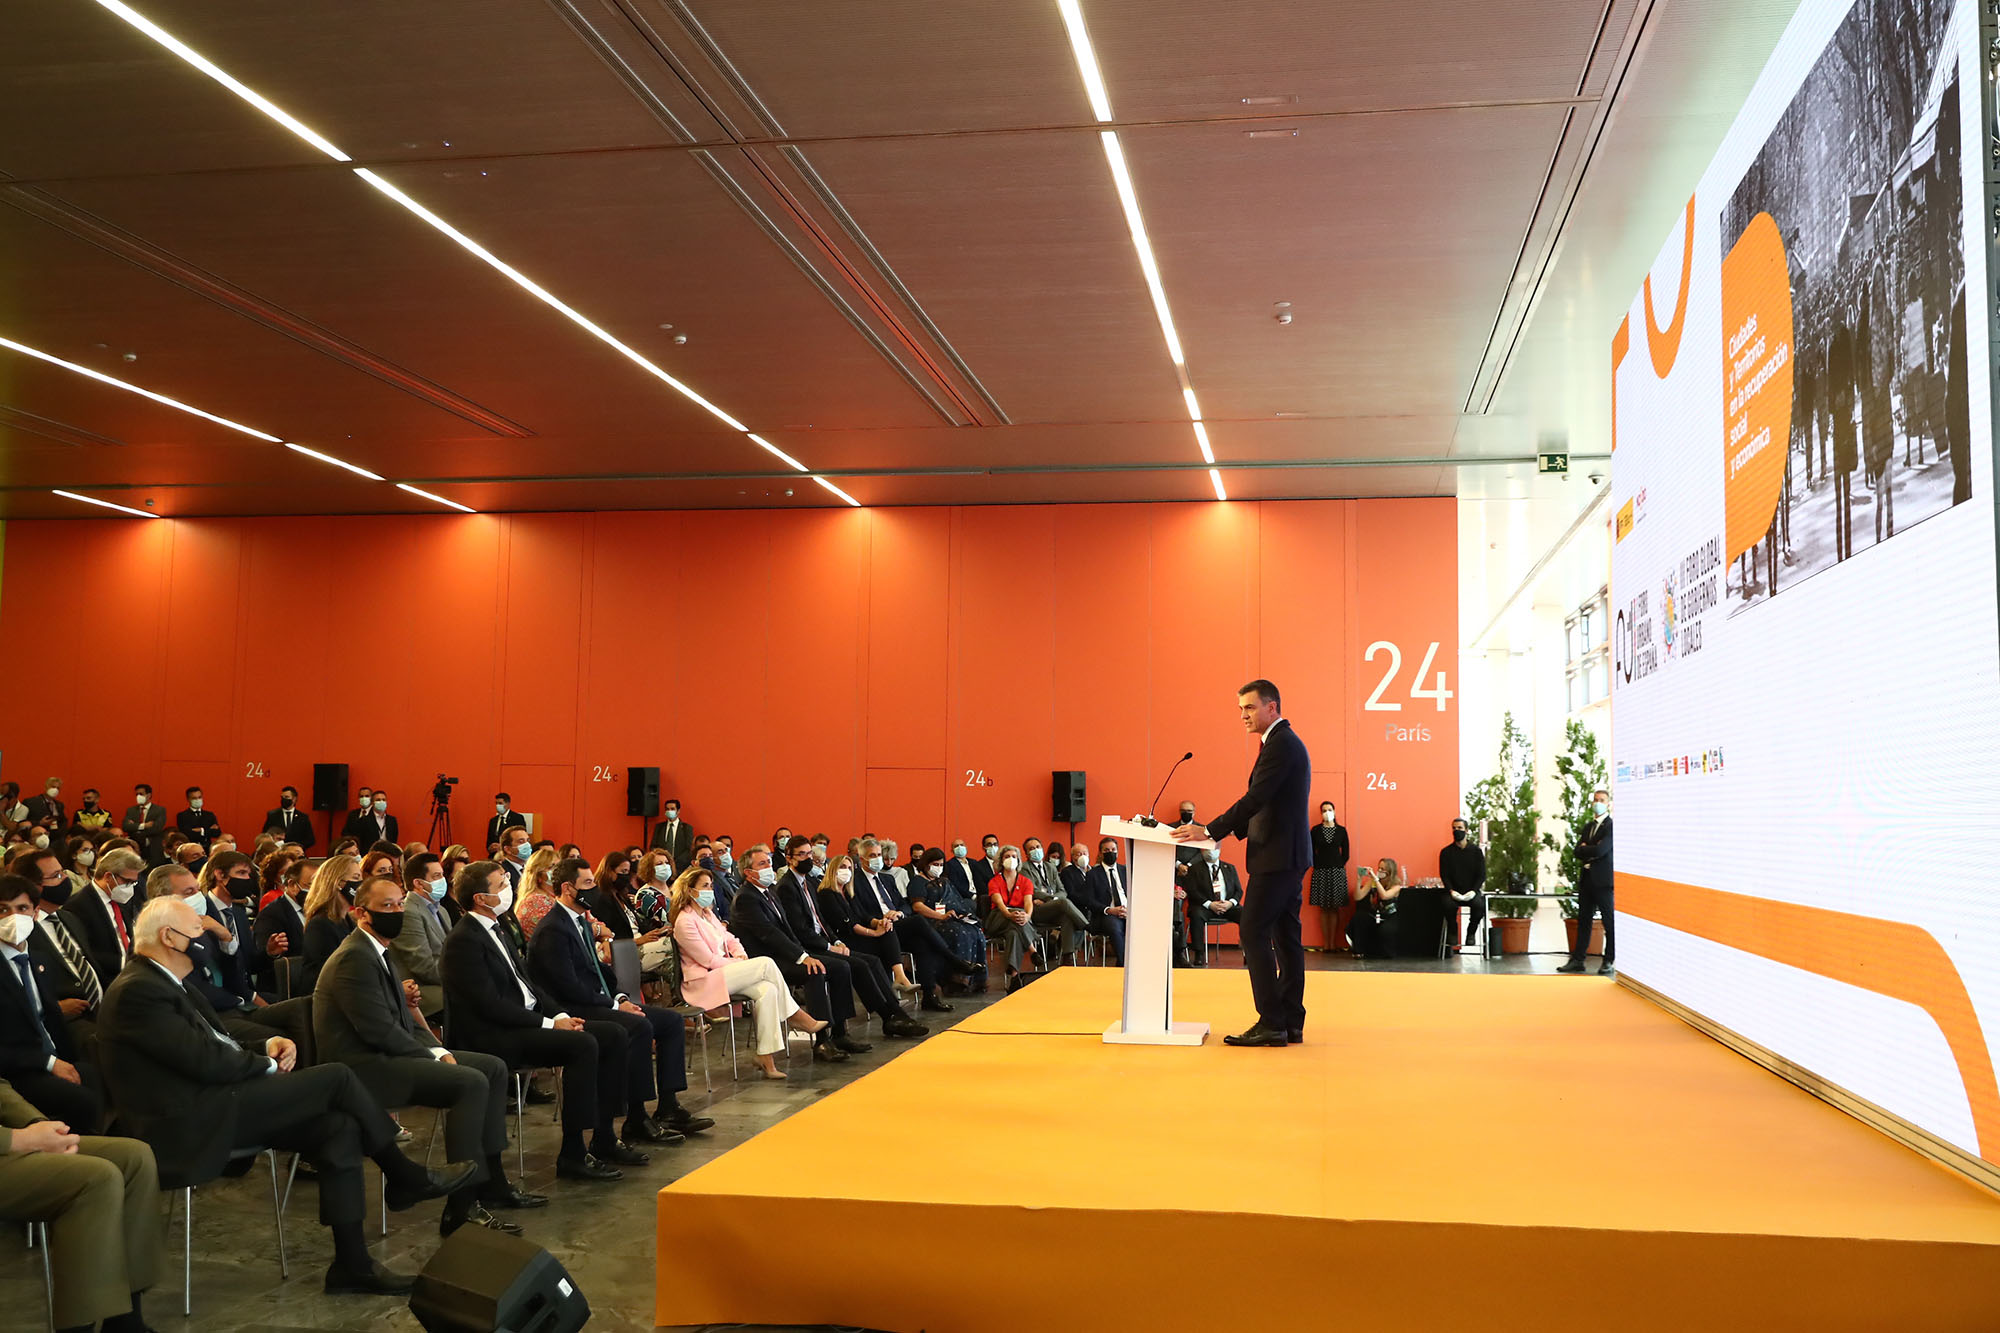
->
[1,948,1557,1333]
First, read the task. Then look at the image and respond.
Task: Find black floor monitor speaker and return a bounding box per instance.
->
[1052,769,1086,822]
[627,765,660,818]
[311,763,348,814]
[409,1226,589,1333]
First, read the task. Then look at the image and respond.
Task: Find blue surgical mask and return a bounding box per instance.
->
[426,878,447,900]
[1592,801,1608,818]
[866,856,883,872]
[756,868,777,887]
[720,850,733,867]
[513,843,530,861]
[1203,849,1219,863]
[1028,848,1044,864]
[654,864,673,883]
[697,888,716,910]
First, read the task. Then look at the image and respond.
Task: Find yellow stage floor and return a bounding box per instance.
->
[657,968,2000,1330]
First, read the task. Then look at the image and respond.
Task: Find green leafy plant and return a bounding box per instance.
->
[1539,719,1608,893]
[1557,894,1580,920]
[1463,711,1538,895]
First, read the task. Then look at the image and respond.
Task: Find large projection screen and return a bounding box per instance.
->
[1610,0,2000,1170]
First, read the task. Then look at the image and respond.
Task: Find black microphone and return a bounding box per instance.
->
[1139,752,1195,826]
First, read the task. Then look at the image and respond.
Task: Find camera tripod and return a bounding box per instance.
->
[428,799,451,849]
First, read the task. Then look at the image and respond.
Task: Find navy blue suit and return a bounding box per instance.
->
[0,941,103,1133]
[525,902,686,1111]
[1203,717,1313,1032]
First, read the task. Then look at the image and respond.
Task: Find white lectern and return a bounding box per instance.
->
[1100,816,1212,1046]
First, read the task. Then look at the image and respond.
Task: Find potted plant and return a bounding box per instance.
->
[1540,720,1608,957]
[1557,893,1603,958]
[1464,712,1538,955]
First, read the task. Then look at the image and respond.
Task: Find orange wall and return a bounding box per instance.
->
[0,500,1459,931]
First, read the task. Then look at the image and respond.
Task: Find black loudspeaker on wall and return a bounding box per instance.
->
[627,766,660,818]
[311,763,348,814]
[409,1226,590,1333]
[1052,769,1086,822]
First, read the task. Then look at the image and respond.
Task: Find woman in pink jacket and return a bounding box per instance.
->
[669,865,824,1078]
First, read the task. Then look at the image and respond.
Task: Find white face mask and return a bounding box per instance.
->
[926,865,943,879]
[952,845,965,858]
[1322,810,1336,825]
[1001,857,1019,873]
[136,795,150,807]
[665,809,679,821]
[45,787,59,800]
[492,884,514,915]
[835,868,852,886]
[512,843,530,862]
[0,914,33,947]
[77,850,95,868]
[189,798,203,811]
[719,850,733,867]
[31,834,48,850]
[186,892,209,919]
[755,868,777,887]
[1073,856,1090,870]
[426,878,447,900]
[108,880,135,904]
[1028,848,1043,864]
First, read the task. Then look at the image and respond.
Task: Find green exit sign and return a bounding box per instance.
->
[1537,451,1569,475]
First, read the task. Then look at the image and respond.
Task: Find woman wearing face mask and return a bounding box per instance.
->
[62,834,96,902]
[1309,799,1351,953]
[633,850,676,933]
[513,846,563,937]
[984,844,1042,990]
[592,851,672,976]
[669,867,824,1078]
[1347,856,1403,959]
[817,852,921,998]
[437,845,471,918]
[907,847,987,993]
[301,853,362,991]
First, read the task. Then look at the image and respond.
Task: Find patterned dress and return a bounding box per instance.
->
[911,872,988,980]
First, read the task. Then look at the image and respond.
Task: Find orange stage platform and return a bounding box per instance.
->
[656,967,2000,1331]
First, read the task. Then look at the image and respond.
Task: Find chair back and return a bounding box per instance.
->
[609,939,643,1001]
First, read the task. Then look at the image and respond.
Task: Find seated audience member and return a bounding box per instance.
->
[879,839,908,896]
[397,851,451,1019]
[633,850,675,931]
[315,875,538,1237]
[263,784,316,850]
[729,846,864,1061]
[805,835,831,884]
[250,832,280,868]
[1072,837,1132,965]
[527,858,713,1144]
[670,866,823,1079]
[169,836,205,881]
[1186,846,1244,967]
[909,846,987,992]
[330,836,361,858]
[254,855,309,992]
[985,845,1042,989]
[440,860,638,1182]
[857,838,968,1011]
[942,836,981,902]
[0,1074,160,1333]
[62,836,94,903]
[1347,858,1405,959]
[175,786,219,853]
[142,862,253,1014]
[497,825,532,889]
[257,850,300,909]
[19,856,102,1021]
[199,851,265,997]
[705,835,740,916]
[776,839,925,1038]
[818,852,920,998]
[1022,836,1087,966]
[592,849,670,984]
[360,847,402,884]
[1440,818,1486,950]
[62,847,143,992]
[301,853,362,992]
[515,846,563,937]
[0,876,104,1133]
[103,895,465,1293]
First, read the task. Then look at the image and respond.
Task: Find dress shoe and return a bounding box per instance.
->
[660,1107,713,1135]
[834,1034,874,1054]
[1597,964,1616,977]
[440,1202,522,1239]
[921,995,953,1013]
[1555,961,1586,974]
[1287,1029,1304,1043]
[813,1039,850,1062]
[621,1116,673,1143]
[596,1141,652,1167]
[885,1015,929,1038]
[383,1160,478,1213]
[556,1153,624,1182]
[1222,1023,1289,1048]
[478,1185,548,1210]
[324,1260,418,1296]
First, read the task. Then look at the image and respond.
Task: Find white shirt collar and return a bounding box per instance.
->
[359,929,391,961]
[1262,715,1284,741]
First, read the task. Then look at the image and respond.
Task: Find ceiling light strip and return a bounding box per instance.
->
[748,434,811,473]
[51,488,160,518]
[0,336,283,442]
[812,475,862,507]
[283,441,384,481]
[396,481,477,513]
[1207,468,1228,502]
[1098,132,1186,368]
[1055,0,1116,122]
[1191,421,1216,465]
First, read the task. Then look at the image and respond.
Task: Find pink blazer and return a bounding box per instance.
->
[675,907,746,1011]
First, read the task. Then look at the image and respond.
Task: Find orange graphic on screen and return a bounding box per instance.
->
[1644,194,1695,379]
[1719,211,1794,563]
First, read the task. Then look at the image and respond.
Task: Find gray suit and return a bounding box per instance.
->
[391,893,448,1018]
[1024,858,1087,959]
[312,928,506,1169]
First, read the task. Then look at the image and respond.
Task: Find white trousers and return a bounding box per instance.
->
[720,955,800,1055]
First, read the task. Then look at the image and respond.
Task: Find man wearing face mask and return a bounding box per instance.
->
[1022,837,1088,967]
[316,876,528,1238]
[70,789,112,836]
[979,835,1002,887]
[102,894,470,1294]
[393,852,451,1021]
[1072,837,1132,965]
[1188,846,1245,967]
[0,875,105,1135]
[340,788,374,846]
[19,853,101,1022]
[263,784,316,852]
[1439,819,1487,952]
[1558,791,1616,976]
[174,786,220,854]
[730,846,866,1060]
[943,838,979,902]
[705,834,740,920]
[63,848,144,992]
[22,777,65,829]
[771,828,794,858]
[806,835,831,884]
[650,798,694,867]
[776,842,926,1037]
[486,794,526,852]
[500,826,533,892]
[353,791,398,848]
[121,786,166,867]
[147,861,253,1015]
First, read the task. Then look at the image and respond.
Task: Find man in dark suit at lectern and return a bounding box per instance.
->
[1174,679,1311,1047]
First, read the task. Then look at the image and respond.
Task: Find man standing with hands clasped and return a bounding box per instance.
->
[1558,790,1615,977]
[1173,679,1312,1047]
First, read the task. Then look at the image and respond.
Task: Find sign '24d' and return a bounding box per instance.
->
[1362,641,1452,711]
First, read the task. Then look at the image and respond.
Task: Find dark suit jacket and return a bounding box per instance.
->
[28,924,93,1009]
[311,929,441,1105]
[1187,859,1243,909]
[817,886,863,946]
[486,810,527,851]
[253,893,307,981]
[855,869,903,919]
[0,943,78,1077]
[775,871,837,956]
[21,794,64,828]
[61,889,134,991]
[1576,817,1613,892]
[942,857,980,900]
[525,903,620,1012]
[96,957,278,1187]
[122,804,168,862]
[175,808,220,850]
[262,806,317,851]
[441,915,564,1053]
[1204,718,1313,876]
[730,882,812,982]
[184,902,255,1013]
[649,818,694,866]
[345,811,399,848]
[1073,865,1130,928]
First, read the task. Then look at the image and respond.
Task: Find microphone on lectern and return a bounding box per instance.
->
[1138,752,1195,826]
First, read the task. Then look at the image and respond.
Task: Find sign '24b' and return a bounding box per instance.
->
[1362,641,1452,711]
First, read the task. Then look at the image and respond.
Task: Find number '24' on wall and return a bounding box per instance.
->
[1363,641,1451,711]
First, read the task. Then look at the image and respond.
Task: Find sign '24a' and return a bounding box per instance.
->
[1362,641,1452,711]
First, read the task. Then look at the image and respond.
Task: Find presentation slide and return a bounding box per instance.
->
[1609,0,2000,1164]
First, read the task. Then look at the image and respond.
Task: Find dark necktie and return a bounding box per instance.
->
[576,911,612,997]
[12,955,54,1055]
[872,875,893,915]
[800,878,828,936]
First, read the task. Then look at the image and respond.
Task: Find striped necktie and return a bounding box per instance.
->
[41,915,102,1009]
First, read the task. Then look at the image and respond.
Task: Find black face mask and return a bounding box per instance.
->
[341,880,361,903]
[368,909,406,940]
[1178,812,1195,825]
[1453,830,1468,843]
[1102,849,1118,866]
[41,881,72,909]
[281,797,295,809]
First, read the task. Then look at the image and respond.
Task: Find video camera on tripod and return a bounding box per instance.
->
[429,773,459,846]
[431,773,459,807]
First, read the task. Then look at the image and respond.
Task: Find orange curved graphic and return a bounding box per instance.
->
[1719,211,1794,562]
[1611,314,1631,453]
[1643,194,1696,379]
[1622,872,2000,1162]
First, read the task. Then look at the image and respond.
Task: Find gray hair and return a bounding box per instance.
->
[145,863,195,900]
[97,848,146,881]
[132,894,194,949]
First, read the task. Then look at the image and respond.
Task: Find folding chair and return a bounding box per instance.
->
[174,1147,292,1314]
[20,1221,51,1332]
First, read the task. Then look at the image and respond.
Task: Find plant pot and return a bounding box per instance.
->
[1563,919,1605,957]
[1495,916,1533,955]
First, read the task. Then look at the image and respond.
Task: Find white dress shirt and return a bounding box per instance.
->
[359,929,448,1060]
[472,911,568,1029]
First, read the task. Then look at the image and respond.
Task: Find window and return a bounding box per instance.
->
[1565,588,1610,713]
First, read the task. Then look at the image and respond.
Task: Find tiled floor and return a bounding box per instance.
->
[0,948,1561,1333]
